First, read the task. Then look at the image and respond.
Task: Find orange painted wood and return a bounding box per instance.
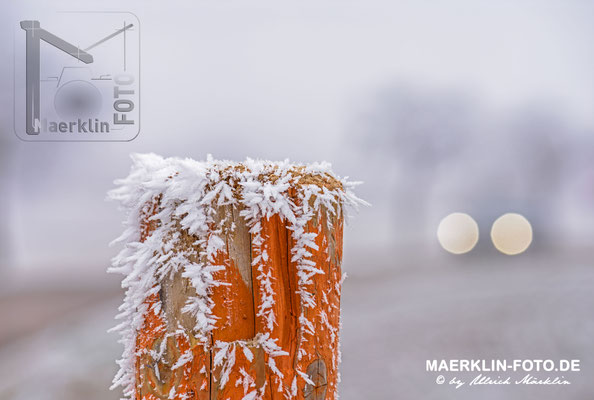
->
[135,200,211,400]
[133,198,344,400]
[292,207,343,400]
[252,213,300,398]
[209,206,260,399]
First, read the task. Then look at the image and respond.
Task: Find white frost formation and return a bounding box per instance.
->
[108,153,365,399]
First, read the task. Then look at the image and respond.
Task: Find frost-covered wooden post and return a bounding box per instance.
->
[109,154,364,400]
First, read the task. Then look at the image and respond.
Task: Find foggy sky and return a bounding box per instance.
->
[1,0,594,275]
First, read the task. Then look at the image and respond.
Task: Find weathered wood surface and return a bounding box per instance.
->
[134,198,343,400]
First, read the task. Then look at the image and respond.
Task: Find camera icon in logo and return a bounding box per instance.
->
[53,67,106,120]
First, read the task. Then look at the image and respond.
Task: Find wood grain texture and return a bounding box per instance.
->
[292,206,343,400]
[134,200,343,400]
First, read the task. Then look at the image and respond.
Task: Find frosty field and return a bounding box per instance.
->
[0,247,592,400]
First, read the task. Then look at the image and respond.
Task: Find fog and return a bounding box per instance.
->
[1,1,593,399]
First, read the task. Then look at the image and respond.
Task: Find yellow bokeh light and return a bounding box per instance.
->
[437,212,479,254]
[490,213,533,255]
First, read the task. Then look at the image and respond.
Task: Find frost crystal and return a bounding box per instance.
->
[108,153,365,399]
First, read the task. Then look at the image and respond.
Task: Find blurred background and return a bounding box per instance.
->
[1,0,594,399]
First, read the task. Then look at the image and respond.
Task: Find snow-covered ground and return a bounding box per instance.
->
[340,248,594,399]
[1,248,593,400]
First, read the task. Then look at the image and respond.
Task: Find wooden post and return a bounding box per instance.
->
[109,154,363,400]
